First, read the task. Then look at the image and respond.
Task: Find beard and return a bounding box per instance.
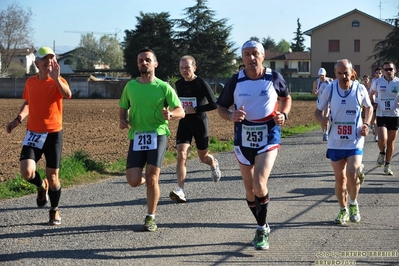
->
[140,67,149,74]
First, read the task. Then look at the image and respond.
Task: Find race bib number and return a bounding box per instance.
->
[133,131,157,151]
[241,124,268,148]
[380,98,395,111]
[334,122,356,140]
[22,130,48,149]
[179,97,197,108]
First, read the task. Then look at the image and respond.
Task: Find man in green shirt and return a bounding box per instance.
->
[119,47,185,232]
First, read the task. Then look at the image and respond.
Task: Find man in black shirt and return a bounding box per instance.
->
[169,55,222,203]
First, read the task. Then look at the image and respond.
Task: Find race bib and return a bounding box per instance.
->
[179,97,197,108]
[241,124,268,148]
[380,98,395,111]
[133,131,157,151]
[333,122,356,140]
[22,130,48,149]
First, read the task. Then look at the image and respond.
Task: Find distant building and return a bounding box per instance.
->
[304,9,394,77]
[57,49,78,74]
[10,47,36,74]
[264,50,311,78]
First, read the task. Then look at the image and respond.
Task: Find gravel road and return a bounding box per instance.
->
[1,131,398,265]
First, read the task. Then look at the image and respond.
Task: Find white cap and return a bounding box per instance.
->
[318,68,326,76]
[241,40,265,54]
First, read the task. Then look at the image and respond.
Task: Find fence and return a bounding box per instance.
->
[0,76,314,98]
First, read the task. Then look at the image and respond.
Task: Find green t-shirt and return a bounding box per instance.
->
[119,77,181,140]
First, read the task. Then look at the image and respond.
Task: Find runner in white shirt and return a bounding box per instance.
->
[313,68,333,141]
[369,62,399,175]
[315,59,372,225]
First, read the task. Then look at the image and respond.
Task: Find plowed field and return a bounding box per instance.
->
[0,99,316,182]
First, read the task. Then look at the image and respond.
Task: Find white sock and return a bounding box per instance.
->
[349,199,358,206]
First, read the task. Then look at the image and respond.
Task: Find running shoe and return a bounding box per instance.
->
[253,228,269,250]
[322,132,328,141]
[36,179,49,208]
[377,153,385,167]
[384,164,393,175]
[349,204,361,223]
[374,135,378,142]
[211,158,221,182]
[334,208,349,225]
[143,216,157,232]
[169,187,187,203]
[48,209,61,226]
[358,164,365,184]
[252,224,270,246]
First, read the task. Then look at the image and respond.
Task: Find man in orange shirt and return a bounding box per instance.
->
[6,46,72,225]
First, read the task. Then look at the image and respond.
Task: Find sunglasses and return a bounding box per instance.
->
[375,72,382,74]
[384,68,394,72]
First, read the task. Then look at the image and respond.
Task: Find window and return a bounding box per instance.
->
[270,61,275,70]
[352,20,360,27]
[329,40,340,52]
[298,61,309,72]
[64,59,73,65]
[354,40,360,52]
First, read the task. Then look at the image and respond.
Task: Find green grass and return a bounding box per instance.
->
[0,124,318,200]
[290,92,317,101]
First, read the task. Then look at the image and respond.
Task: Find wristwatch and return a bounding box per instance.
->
[282,112,288,120]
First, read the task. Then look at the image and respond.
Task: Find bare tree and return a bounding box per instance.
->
[0,2,34,76]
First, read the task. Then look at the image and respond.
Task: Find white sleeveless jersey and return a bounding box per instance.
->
[371,77,399,117]
[317,78,331,98]
[233,68,278,121]
[324,80,370,149]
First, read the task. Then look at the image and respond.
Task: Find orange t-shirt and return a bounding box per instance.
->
[22,75,69,133]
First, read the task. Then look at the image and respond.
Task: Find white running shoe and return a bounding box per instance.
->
[211,159,221,182]
[377,153,385,167]
[169,187,187,203]
[384,164,393,176]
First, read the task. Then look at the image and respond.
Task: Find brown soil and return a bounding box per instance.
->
[0,99,316,182]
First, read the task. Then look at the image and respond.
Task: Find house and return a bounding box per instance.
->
[57,49,77,74]
[304,9,394,77]
[264,50,311,78]
[10,47,36,74]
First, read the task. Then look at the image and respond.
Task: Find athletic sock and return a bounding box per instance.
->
[255,194,269,227]
[48,186,61,208]
[27,171,43,187]
[246,200,257,220]
[349,199,358,206]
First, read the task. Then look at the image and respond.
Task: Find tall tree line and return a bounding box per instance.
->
[122,0,237,80]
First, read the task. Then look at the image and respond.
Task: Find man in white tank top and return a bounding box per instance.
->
[313,68,333,141]
[314,59,372,225]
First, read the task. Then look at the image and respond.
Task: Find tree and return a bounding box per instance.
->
[122,12,178,80]
[73,33,124,70]
[28,62,37,74]
[275,39,291,53]
[174,0,237,79]
[98,35,124,69]
[0,3,34,77]
[368,18,399,68]
[74,33,99,69]
[262,36,277,51]
[291,18,306,52]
